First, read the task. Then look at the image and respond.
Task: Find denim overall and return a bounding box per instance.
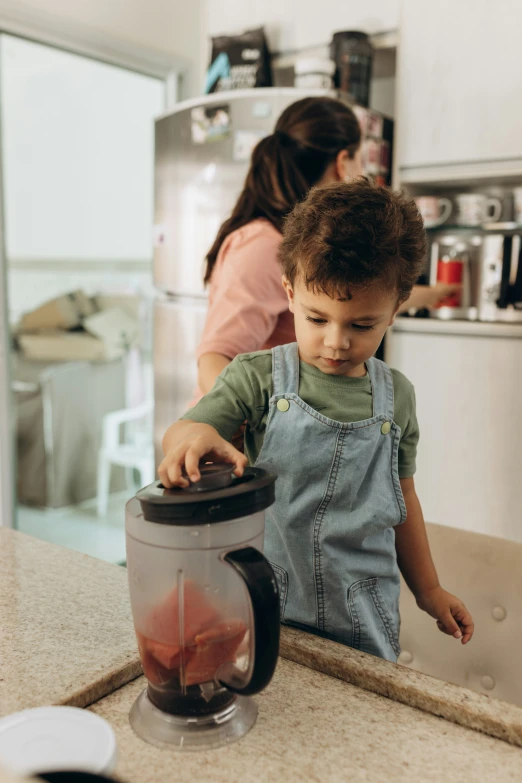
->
[255,342,407,661]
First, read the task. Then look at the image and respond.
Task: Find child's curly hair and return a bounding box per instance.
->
[279,180,427,304]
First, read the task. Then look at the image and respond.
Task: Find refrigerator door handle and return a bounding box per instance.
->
[511,235,522,310]
[496,235,513,309]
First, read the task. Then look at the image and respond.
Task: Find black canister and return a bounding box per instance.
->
[330,30,373,107]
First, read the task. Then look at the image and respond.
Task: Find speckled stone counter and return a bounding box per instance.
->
[90,662,522,783]
[279,626,522,748]
[0,529,141,715]
[0,768,38,783]
[3,524,522,773]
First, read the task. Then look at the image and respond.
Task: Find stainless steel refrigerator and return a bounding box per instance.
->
[152,87,394,464]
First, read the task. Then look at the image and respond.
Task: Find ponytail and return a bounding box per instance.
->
[204,97,361,284]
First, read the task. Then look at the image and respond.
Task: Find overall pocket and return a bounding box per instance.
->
[269,562,288,621]
[348,577,401,661]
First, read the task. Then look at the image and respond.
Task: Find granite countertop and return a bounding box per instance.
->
[3,527,522,780]
[0,769,38,783]
[0,528,141,715]
[90,664,522,783]
[279,627,522,748]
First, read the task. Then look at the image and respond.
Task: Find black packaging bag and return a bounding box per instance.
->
[206,27,273,93]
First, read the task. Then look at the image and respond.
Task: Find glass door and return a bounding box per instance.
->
[0,33,165,562]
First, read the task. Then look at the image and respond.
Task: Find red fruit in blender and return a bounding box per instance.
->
[185,620,247,686]
[136,582,247,686]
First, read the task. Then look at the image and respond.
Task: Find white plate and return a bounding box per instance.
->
[0,707,117,776]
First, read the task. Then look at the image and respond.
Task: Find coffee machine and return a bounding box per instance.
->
[428,230,522,322]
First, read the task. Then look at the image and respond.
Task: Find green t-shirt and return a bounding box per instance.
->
[183,350,419,478]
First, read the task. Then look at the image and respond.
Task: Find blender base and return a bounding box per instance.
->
[129,688,258,751]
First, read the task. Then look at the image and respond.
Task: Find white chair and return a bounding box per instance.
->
[96,399,155,517]
[97,345,155,517]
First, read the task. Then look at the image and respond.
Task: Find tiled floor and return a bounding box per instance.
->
[16,490,131,564]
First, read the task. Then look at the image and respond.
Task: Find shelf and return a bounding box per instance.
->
[392,317,522,338]
[271,30,398,83]
[400,158,522,188]
[425,222,522,234]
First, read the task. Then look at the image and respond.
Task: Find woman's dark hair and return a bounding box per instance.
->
[204,96,361,284]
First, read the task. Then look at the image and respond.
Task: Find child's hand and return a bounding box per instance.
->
[159,422,248,489]
[416,586,474,644]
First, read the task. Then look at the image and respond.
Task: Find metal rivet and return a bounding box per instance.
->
[277,399,290,412]
[398,650,413,665]
[381,421,391,435]
[492,606,507,622]
[481,675,495,691]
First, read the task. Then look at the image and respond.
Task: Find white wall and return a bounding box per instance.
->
[1,35,164,263]
[0,0,206,96]
[0,33,164,324]
[206,0,399,52]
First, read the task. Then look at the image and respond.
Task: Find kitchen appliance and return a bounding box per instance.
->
[428,231,522,322]
[152,87,394,464]
[513,186,522,225]
[330,31,373,107]
[477,233,522,321]
[433,236,473,315]
[125,464,279,750]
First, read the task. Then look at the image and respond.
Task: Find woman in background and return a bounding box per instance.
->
[195,96,453,398]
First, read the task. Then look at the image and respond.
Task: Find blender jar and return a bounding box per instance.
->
[125,464,279,750]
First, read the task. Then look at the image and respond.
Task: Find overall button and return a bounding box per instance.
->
[381,421,391,435]
[277,399,290,412]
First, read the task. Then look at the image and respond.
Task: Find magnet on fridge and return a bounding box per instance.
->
[252,101,272,119]
[233,130,267,162]
[191,104,231,144]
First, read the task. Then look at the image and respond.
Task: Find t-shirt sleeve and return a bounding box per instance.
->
[181,353,270,440]
[392,371,419,478]
[196,226,286,360]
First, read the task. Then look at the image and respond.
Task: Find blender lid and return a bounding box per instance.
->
[179,462,236,493]
[136,465,276,525]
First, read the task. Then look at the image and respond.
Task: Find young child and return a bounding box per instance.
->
[160,180,474,662]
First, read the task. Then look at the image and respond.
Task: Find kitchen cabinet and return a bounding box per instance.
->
[386,319,522,541]
[398,0,522,179]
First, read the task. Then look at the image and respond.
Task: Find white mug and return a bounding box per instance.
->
[513,187,522,225]
[454,194,502,226]
[415,196,452,228]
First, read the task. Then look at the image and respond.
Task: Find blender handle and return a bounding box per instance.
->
[223,547,280,696]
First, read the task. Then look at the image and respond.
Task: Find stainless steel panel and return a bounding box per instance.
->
[153,89,331,296]
[153,296,208,466]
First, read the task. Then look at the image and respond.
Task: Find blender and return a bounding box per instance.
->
[125,463,279,750]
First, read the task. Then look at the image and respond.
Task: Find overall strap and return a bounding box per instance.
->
[271,342,300,396]
[366,357,395,420]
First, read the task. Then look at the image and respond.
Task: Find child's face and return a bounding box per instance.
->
[283,276,400,377]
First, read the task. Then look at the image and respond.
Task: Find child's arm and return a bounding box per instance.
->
[160,354,266,488]
[160,420,247,489]
[396,477,474,645]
